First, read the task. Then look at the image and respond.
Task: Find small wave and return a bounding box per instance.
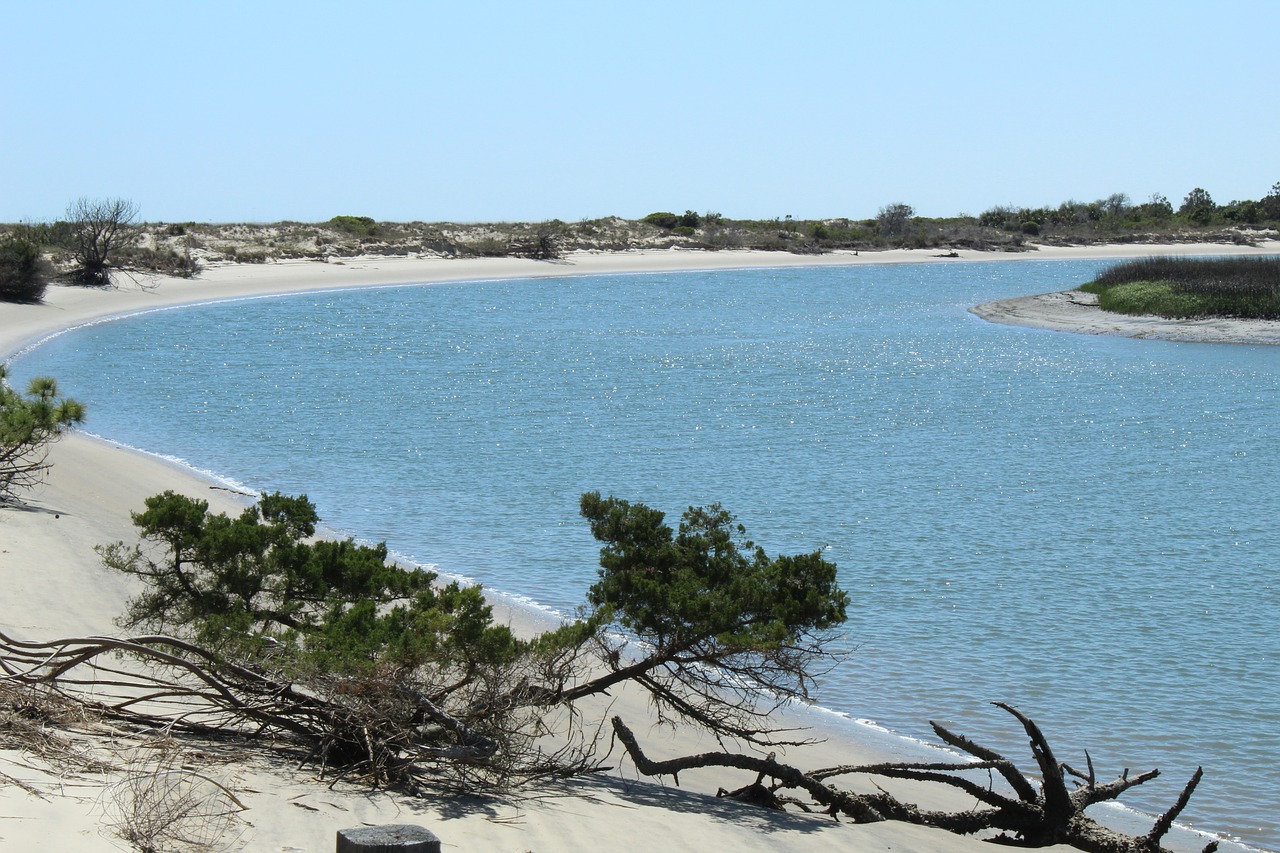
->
[75,431,258,497]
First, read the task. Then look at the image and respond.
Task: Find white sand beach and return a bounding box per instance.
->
[1,244,1266,852]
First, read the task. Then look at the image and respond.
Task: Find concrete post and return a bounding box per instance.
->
[336,824,442,853]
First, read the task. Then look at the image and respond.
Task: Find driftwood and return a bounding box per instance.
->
[0,629,593,792]
[0,627,1223,852]
[612,704,1219,853]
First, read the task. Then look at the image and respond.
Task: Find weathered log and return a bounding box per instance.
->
[612,705,1223,853]
[610,715,992,833]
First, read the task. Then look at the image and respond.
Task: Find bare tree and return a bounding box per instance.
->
[65,196,139,286]
[876,202,914,239]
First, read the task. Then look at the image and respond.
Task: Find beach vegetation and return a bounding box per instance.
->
[1081,256,1280,320]
[97,489,600,788]
[223,245,271,263]
[1261,181,1280,221]
[0,226,52,303]
[1137,193,1174,221]
[0,366,85,503]
[876,202,914,239]
[96,490,527,675]
[510,221,564,260]
[459,236,511,257]
[4,182,1276,285]
[328,215,381,237]
[118,243,202,278]
[565,492,849,742]
[972,185,1261,245]
[92,488,851,786]
[8,180,1272,271]
[1178,187,1216,225]
[62,197,140,287]
[641,211,681,229]
[641,210,701,231]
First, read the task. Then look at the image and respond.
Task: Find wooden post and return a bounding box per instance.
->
[336,824,441,853]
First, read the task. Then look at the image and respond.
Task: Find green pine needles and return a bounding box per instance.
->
[0,365,85,502]
[96,490,525,677]
[98,489,851,756]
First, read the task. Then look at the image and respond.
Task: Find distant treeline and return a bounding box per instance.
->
[4,185,1279,282]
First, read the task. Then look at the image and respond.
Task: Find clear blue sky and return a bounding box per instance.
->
[3,1,1277,224]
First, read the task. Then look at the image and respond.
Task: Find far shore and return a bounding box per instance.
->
[6,241,1279,361]
[0,243,1263,853]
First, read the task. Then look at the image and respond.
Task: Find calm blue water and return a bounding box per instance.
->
[11,260,1278,849]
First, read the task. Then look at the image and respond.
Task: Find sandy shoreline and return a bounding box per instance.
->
[1,245,1264,852]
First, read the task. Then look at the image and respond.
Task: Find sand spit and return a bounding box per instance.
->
[970,288,1280,345]
[969,240,1280,344]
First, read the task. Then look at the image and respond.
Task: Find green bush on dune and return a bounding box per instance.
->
[0,229,50,303]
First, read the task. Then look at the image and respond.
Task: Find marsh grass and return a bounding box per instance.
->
[1081,256,1280,319]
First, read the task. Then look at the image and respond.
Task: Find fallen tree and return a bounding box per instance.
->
[1,628,1221,852]
[0,628,598,792]
[1,490,1228,850]
[610,705,1218,853]
[94,489,853,758]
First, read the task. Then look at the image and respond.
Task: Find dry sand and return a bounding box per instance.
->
[2,244,1266,852]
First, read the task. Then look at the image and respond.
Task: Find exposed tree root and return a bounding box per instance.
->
[1,628,1223,851]
[611,704,1219,853]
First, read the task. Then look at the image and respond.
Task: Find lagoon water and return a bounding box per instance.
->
[12,260,1278,849]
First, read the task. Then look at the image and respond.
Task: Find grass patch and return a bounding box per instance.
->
[1081,256,1280,319]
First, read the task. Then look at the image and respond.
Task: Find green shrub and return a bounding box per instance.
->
[641,211,680,230]
[224,245,270,264]
[460,237,510,257]
[0,231,50,303]
[328,215,380,237]
[1021,221,1041,236]
[119,245,202,278]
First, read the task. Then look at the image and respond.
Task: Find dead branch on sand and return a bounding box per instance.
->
[0,629,599,794]
[611,704,1218,853]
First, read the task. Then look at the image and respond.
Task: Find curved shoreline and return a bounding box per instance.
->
[971,289,1280,345]
[7,239,1280,360]
[1,246,1267,852]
